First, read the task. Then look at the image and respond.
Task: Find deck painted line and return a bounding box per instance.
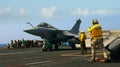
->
[25,61,52,65]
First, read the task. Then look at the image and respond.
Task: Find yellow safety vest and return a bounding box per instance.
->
[88,24,102,39]
[79,33,86,41]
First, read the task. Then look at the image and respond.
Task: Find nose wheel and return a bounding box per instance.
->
[69,42,76,50]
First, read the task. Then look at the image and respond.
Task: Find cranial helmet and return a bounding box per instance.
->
[92,19,99,24]
[80,30,84,33]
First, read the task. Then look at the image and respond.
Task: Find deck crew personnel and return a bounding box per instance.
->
[79,31,87,54]
[88,19,111,62]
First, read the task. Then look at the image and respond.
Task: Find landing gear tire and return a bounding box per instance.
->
[41,49,47,51]
[55,45,58,50]
[71,44,76,50]
[69,42,76,50]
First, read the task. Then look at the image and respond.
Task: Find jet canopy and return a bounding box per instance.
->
[37,22,54,28]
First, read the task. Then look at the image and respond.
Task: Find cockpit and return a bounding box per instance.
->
[37,22,54,28]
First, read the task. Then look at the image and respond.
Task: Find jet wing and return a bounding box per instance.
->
[61,30,79,38]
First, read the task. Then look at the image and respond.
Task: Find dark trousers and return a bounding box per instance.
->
[80,41,87,54]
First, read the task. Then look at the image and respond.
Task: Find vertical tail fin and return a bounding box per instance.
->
[69,19,81,34]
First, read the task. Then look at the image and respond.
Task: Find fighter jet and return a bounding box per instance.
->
[24,19,81,50]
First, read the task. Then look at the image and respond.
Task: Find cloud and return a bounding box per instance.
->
[91,9,120,15]
[40,6,56,18]
[18,8,26,16]
[70,8,89,16]
[70,8,120,16]
[0,6,11,15]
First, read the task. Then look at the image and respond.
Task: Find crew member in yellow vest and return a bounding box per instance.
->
[88,19,111,62]
[79,31,87,54]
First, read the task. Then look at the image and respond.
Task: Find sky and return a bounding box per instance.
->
[0,0,120,43]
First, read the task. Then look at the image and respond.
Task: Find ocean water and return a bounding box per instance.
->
[0,44,7,48]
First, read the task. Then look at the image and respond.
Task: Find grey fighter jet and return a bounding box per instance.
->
[24,19,81,50]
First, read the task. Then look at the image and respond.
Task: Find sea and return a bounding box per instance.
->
[0,44,7,48]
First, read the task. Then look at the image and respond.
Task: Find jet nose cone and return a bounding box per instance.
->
[23,28,40,36]
[24,29,31,33]
[24,29,35,34]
